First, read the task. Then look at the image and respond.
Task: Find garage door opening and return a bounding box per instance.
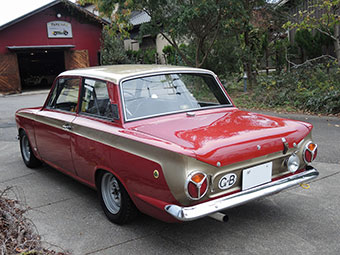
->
[17,50,65,91]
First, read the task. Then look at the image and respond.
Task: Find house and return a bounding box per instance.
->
[0,0,108,94]
[122,11,170,64]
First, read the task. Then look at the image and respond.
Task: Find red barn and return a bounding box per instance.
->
[0,0,107,94]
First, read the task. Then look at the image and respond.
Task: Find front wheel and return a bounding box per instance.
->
[98,172,138,224]
[19,130,42,168]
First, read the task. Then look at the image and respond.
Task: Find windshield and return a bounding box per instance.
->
[121,73,232,121]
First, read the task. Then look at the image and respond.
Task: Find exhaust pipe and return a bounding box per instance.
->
[208,212,229,222]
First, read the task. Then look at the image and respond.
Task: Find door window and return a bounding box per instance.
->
[47,78,80,112]
[80,78,113,119]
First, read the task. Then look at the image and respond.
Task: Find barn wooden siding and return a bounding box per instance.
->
[64,50,90,70]
[0,54,21,93]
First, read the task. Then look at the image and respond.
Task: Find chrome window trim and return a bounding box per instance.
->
[78,111,114,122]
[44,107,78,116]
[118,70,233,122]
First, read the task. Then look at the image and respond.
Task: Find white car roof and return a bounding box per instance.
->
[59,64,215,84]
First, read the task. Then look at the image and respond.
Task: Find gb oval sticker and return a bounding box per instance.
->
[218,173,237,190]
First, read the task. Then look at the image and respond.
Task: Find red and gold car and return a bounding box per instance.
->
[15,65,319,224]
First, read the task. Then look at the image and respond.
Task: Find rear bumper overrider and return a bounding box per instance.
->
[165,167,319,221]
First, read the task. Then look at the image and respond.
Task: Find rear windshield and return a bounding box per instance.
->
[121,73,232,121]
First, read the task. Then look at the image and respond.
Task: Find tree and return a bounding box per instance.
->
[225,0,268,87]
[80,0,268,69]
[100,26,130,65]
[283,0,340,66]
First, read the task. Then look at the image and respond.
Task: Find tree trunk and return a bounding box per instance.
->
[244,29,254,90]
[265,47,269,75]
[334,24,340,67]
[276,49,280,74]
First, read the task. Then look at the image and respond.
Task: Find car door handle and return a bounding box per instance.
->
[62,123,72,131]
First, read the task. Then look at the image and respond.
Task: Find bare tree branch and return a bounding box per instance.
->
[286,54,337,68]
[315,27,337,41]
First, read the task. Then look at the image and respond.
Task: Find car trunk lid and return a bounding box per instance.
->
[130,109,311,167]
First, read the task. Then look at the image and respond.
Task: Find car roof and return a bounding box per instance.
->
[59,64,215,84]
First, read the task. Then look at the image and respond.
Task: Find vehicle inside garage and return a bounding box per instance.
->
[17,50,65,91]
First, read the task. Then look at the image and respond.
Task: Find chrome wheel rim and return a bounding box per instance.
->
[101,173,121,214]
[21,135,31,162]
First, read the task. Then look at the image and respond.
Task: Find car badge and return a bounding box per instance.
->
[257,145,261,150]
[218,173,237,190]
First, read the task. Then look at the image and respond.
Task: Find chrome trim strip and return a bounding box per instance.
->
[118,71,233,122]
[165,167,319,221]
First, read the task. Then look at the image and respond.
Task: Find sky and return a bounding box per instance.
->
[0,0,76,27]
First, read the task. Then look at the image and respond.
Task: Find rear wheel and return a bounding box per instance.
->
[19,130,42,168]
[98,172,138,224]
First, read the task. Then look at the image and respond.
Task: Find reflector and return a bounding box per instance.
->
[191,173,205,183]
[308,143,316,151]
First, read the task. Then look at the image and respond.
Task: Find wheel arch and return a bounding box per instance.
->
[94,167,131,195]
[18,127,25,135]
[18,127,42,160]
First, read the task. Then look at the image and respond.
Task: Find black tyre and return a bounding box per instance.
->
[19,130,42,168]
[98,171,138,224]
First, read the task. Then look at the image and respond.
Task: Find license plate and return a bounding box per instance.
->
[242,162,272,190]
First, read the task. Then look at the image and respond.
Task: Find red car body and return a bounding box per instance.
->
[16,65,318,223]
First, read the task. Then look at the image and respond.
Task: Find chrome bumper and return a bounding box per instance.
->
[165,167,318,221]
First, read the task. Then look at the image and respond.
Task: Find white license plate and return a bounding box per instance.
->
[242,162,272,190]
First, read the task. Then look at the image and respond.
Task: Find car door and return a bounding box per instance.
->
[34,77,81,174]
[71,78,120,183]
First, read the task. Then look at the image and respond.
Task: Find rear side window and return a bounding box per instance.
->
[79,78,114,120]
[47,78,80,112]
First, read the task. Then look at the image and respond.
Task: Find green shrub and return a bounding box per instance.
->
[162,45,177,65]
[253,64,340,114]
[100,27,130,65]
[126,48,158,64]
[162,44,189,66]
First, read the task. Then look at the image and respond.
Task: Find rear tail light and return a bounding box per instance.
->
[303,142,317,164]
[185,172,208,200]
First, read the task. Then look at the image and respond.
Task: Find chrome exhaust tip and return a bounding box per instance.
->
[208,212,229,222]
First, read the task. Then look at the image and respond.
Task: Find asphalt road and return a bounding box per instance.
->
[0,91,339,255]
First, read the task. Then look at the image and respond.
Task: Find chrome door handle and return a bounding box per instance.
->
[62,123,72,130]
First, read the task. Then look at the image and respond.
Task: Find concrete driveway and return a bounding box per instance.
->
[1,91,340,255]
